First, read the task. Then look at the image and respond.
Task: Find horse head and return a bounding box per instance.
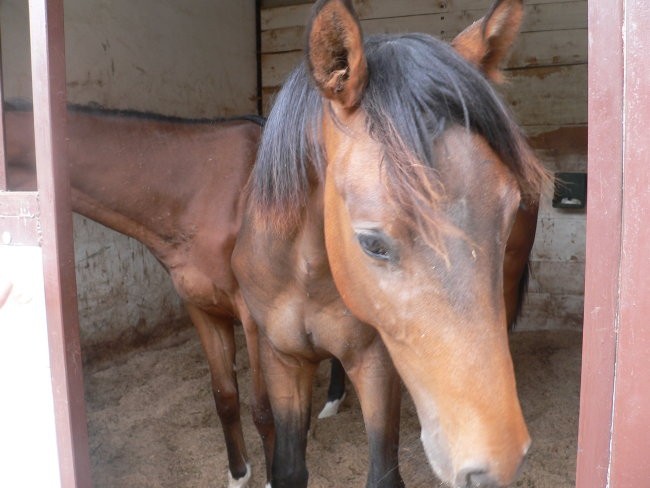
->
[307,0,547,486]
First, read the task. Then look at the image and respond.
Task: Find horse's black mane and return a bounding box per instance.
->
[251,33,545,232]
[361,33,526,179]
[4,98,266,127]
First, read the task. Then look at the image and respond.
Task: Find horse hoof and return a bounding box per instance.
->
[228,463,251,488]
[318,392,347,419]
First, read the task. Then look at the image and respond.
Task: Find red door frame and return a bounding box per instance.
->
[0,1,91,486]
[577,0,650,485]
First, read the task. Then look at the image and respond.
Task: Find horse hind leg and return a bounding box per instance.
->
[318,357,347,419]
[186,305,250,487]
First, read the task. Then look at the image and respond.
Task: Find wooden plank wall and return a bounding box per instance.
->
[260,0,588,330]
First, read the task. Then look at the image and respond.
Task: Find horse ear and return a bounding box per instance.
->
[451,0,524,83]
[307,0,367,110]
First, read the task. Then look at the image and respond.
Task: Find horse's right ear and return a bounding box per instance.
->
[451,0,524,83]
[307,0,367,110]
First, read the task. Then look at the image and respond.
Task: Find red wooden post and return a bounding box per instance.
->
[0,31,7,191]
[576,0,623,485]
[28,0,92,486]
[608,1,650,484]
[579,0,650,485]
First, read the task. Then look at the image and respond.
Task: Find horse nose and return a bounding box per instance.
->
[456,447,530,488]
[455,466,495,488]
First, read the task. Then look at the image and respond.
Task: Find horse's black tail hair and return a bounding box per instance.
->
[509,261,530,332]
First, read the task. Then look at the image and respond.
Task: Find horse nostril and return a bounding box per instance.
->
[469,471,497,487]
[456,442,530,487]
[456,467,497,488]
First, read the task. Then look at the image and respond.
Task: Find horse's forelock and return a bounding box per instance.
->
[359,33,549,245]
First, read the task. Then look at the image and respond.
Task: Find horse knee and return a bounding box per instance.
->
[252,402,274,428]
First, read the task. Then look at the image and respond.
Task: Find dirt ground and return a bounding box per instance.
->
[84,325,581,488]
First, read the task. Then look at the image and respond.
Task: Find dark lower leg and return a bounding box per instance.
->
[259,337,315,488]
[344,345,404,488]
[327,357,346,402]
[271,414,310,488]
[365,423,404,488]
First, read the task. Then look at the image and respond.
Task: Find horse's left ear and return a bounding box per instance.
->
[451,0,524,83]
[307,0,368,110]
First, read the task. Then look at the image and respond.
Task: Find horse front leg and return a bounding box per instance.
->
[342,337,405,488]
[186,304,250,487]
[235,294,275,488]
[259,334,317,488]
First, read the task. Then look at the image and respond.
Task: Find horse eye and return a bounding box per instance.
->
[356,231,395,262]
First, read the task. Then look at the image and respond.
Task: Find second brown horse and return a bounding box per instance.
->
[5,106,273,487]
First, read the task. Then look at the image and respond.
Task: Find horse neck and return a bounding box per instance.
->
[5,109,259,258]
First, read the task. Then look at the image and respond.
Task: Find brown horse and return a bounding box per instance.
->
[233,0,548,487]
[5,105,273,487]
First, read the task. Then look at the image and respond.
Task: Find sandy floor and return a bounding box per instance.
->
[84,326,581,488]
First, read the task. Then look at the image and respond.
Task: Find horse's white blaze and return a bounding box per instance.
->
[228,463,251,488]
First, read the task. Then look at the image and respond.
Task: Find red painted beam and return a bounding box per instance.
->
[580,0,650,485]
[609,1,650,484]
[0,33,7,191]
[577,0,624,486]
[28,1,91,487]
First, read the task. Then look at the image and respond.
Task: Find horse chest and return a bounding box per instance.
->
[295,252,333,297]
[248,261,343,358]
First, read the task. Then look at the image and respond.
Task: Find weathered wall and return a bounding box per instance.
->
[73,215,184,351]
[1,0,257,349]
[2,0,258,117]
[260,0,587,330]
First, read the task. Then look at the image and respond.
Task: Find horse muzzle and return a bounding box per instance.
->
[421,423,531,488]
